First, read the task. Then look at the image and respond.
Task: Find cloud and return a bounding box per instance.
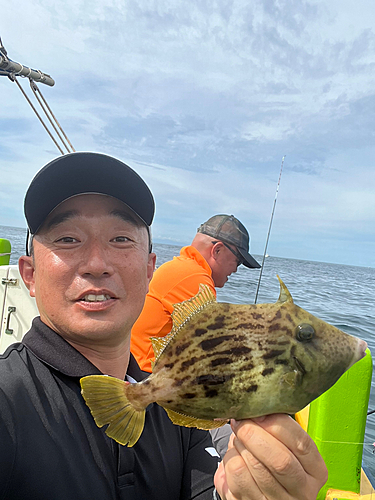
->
[0,0,374,267]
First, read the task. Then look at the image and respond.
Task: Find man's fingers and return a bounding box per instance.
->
[240,415,327,481]
[231,415,327,498]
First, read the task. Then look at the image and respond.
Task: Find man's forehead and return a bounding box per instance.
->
[40,193,142,231]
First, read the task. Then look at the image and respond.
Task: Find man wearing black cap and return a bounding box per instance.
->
[131,213,261,373]
[0,152,327,500]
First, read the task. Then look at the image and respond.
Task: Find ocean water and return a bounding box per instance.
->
[1,224,375,474]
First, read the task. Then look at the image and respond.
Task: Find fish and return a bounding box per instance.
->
[80,276,367,447]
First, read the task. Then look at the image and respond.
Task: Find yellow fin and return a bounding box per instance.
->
[80,375,145,447]
[164,407,228,430]
[153,284,216,364]
[150,335,170,361]
[276,275,293,304]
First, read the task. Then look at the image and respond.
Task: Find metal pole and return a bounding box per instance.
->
[0,56,55,86]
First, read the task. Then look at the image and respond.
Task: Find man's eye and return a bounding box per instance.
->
[56,237,78,243]
[113,236,131,243]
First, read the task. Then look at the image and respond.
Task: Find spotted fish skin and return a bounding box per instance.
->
[80,276,367,446]
[137,287,366,421]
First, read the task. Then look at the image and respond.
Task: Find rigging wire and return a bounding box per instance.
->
[254,155,285,304]
[0,37,74,155]
[29,80,75,154]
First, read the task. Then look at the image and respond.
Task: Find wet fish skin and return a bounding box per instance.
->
[80,276,367,446]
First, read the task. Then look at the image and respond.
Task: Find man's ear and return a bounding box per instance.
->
[211,241,223,261]
[147,252,157,283]
[19,256,36,298]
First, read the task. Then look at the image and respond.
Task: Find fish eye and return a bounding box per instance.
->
[296,323,315,342]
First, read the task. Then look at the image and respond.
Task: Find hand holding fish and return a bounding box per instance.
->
[214,415,328,500]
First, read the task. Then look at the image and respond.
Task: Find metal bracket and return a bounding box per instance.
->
[5,306,16,334]
[1,278,18,286]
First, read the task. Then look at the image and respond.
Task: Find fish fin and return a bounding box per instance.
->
[153,284,217,363]
[164,407,228,430]
[150,335,169,361]
[276,275,293,304]
[282,370,303,387]
[80,375,145,447]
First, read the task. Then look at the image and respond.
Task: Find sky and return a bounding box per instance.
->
[0,0,374,268]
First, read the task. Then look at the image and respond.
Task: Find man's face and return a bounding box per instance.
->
[19,194,155,347]
[210,241,239,288]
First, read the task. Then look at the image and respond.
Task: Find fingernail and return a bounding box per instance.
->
[230,419,240,431]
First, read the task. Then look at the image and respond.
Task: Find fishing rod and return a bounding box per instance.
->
[254,155,285,304]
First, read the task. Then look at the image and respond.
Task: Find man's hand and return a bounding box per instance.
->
[214,414,328,499]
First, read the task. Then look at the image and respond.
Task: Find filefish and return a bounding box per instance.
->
[80,276,367,447]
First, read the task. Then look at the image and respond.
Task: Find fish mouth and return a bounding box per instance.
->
[346,338,368,369]
[354,338,368,363]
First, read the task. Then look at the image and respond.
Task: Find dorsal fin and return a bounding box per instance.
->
[276,275,293,304]
[151,284,216,364]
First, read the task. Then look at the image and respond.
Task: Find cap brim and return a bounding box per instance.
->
[238,248,261,269]
[24,152,154,235]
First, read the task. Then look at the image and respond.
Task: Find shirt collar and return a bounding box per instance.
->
[22,317,145,381]
[179,245,213,276]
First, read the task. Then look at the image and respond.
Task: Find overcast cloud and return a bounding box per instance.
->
[1,0,374,267]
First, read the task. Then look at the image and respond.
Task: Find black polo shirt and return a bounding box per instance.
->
[0,318,220,500]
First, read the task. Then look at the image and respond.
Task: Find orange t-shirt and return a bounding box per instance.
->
[130,246,217,372]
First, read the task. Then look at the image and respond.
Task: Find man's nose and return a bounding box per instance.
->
[78,242,115,277]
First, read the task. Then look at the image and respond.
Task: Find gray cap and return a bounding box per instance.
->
[197,214,260,269]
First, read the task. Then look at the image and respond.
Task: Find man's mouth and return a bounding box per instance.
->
[80,294,112,303]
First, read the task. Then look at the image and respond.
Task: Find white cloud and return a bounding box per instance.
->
[0,0,374,266]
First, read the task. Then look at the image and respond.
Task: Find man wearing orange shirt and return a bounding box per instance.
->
[130,214,261,373]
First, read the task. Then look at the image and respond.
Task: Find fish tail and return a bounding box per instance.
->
[80,375,145,447]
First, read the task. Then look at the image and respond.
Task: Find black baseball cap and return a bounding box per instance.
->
[197,214,260,269]
[24,152,154,252]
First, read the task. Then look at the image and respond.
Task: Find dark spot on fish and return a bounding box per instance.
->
[199,335,233,351]
[231,346,252,356]
[195,328,208,337]
[175,342,192,356]
[165,362,175,369]
[291,345,296,356]
[252,313,264,320]
[278,340,290,345]
[275,359,288,365]
[273,310,282,320]
[242,362,255,371]
[166,400,173,404]
[182,393,196,399]
[211,357,232,367]
[262,349,285,359]
[233,322,265,330]
[180,357,197,370]
[173,376,190,387]
[205,389,218,398]
[268,323,281,332]
[246,384,258,393]
[206,316,226,330]
[286,313,293,323]
[194,374,234,385]
[262,367,275,376]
